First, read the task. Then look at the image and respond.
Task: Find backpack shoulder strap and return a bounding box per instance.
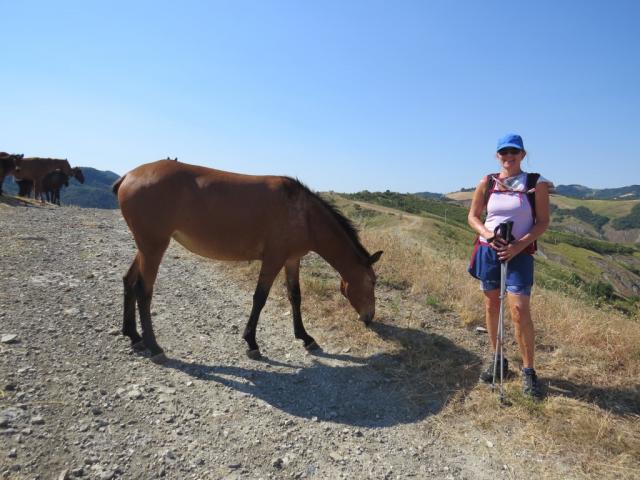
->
[526,172,540,190]
[525,173,541,254]
[483,173,499,210]
[526,173,540,220]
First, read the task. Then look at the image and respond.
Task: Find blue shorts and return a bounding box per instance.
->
[480,281,532,296]
[468,243,534,296]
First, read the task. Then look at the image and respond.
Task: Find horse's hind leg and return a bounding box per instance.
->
[122,254,144,350]
[135,240,170,363]
[243,257,284,359]
[284,258,319,351]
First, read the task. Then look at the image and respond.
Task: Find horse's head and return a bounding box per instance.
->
[0,153,22,175]
[71,167,85,184]
[340,250,383,325]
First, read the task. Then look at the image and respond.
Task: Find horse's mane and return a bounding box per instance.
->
[286,177,371,263]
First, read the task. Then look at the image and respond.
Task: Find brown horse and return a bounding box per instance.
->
[0,153,23,195]
[13,157,74,202]
[114,159,383,363]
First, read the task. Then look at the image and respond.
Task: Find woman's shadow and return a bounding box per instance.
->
[544,377,640,415]
[162,322,481,427]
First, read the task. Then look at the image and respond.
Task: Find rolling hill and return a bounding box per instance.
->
[555,184,640,200]
[445,188,640,244]
[342,190,640,313]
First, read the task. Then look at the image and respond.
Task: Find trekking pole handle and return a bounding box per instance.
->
[495,221,515,244]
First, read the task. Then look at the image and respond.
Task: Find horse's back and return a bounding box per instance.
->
[117,160,310,260]
[14,158,71,181]
[118,160,292,212]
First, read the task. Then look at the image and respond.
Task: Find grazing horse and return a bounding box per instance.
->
[114,159,383,363]
[0,153,23,195]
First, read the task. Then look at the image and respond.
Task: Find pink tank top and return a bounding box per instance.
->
[479,173,534,242]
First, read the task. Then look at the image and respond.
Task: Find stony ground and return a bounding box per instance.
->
[1,203,523,480]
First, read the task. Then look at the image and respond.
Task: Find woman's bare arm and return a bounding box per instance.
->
[467,176,494,239]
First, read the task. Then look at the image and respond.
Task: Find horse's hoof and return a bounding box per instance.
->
[132,341,146,351]
[305,340,321,351]
[246,349,262,360]
[150,352,168,364]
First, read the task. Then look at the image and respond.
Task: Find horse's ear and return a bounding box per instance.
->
[369,250,383,265]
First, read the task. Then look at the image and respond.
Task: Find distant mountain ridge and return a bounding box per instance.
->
[554,184,640,200]
[414,191,445,200]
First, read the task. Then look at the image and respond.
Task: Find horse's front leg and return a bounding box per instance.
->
[243,258,283,359]
[284,258,319,351]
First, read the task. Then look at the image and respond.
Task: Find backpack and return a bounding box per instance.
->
[483,172,540,254]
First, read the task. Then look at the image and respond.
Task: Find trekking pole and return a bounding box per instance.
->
[491,221,514,404]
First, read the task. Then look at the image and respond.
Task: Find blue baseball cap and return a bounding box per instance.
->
[496,133,524,151]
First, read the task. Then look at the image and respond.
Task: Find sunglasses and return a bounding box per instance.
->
[498,148,522,156]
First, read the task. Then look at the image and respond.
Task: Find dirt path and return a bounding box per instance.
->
[351,200,423,232]
[1,204,508,480]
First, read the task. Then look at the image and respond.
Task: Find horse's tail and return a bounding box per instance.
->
[112,174,126,196]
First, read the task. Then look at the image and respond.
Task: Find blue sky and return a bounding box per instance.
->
[2,1,639,193]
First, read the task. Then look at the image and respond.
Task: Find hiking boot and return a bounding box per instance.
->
[479,355,509,383]
[522,368,543,400]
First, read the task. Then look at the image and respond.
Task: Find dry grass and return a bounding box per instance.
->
[358,227,640,383]
[217,195,640,478]
[359,212,640,478]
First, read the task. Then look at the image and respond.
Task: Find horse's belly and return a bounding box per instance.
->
[171,230,261,261]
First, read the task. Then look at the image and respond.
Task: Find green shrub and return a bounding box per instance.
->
[586,281,615,300]
[611,203,640,230]
[552,205,609,230]
[542,230,636,255]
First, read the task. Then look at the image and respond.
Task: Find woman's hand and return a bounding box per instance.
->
[494,239,526,262]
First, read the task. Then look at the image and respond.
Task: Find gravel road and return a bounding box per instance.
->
[1,204,507,480]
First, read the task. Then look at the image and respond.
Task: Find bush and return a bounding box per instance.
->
[611,203,640,230]
[542,230,636,255]
[552,205,609,230]
[587,280,615,300]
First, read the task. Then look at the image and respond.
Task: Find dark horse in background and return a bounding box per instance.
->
[113,159,383,363]
[17,179,34,197]
[0,152,23,195]
[43,170,69,205]
[43,167,84,204]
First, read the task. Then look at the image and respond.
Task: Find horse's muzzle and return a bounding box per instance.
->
[360,312,374,326]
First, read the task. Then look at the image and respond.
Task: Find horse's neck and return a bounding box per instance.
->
[309,204,364,281]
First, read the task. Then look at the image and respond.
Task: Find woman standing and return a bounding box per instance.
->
[467,133,552,400]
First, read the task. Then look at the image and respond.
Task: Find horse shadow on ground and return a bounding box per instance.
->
[543,377,640,415]
[0,195,37,207]
[162,322,481,428]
